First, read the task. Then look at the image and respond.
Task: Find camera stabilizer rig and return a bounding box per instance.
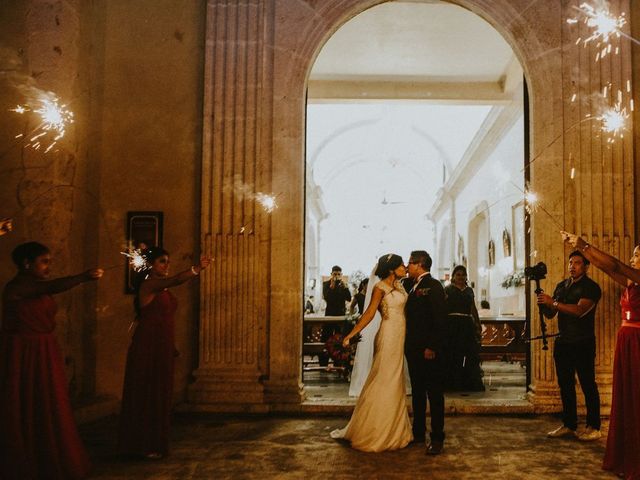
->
[524,262,559,350]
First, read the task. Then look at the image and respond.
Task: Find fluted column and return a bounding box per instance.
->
[528,0,633,412]
[189,0,285,410]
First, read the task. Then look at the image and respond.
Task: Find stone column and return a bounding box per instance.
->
[190,0,282,411]
[528,0,633,412]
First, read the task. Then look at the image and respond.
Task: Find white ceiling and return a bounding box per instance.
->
[310,1,516,82]
[306,1,524,276]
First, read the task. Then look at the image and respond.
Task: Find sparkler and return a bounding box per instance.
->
[568,2,640,60]
[524,189,539,215]
[256,192,278,213]
[120,248,149,272]
[9,93,74,153]
[598,102,629,142]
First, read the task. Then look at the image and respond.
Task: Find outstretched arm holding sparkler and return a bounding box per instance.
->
[5,241,103,301]
[135,253,212,313]
[562,231,640,286]
[143,256,212,292]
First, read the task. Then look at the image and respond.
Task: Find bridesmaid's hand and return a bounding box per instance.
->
[85,268,104,280]
[198,256,212,271]
[561,231,586,250]
[342,335,351,348]
[0,218,13,236]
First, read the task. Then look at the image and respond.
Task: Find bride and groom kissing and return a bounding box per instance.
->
[331,250,447,454]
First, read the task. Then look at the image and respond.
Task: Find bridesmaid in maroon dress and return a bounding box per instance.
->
[0,242,103,479]
[118,247,210,459]
[562,232,640,479]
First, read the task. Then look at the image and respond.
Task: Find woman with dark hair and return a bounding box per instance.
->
[444,265,484,391]
[118,247,211,459]
[330,253,412,452]
[350,278,369,315]
[562,232,640,480]
[0,241,103,479]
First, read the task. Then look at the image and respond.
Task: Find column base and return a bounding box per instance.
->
[187,367,268,413]
[263,377,306,412]
[528,381,562,413]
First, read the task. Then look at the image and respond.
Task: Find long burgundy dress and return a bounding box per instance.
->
[118,289,177,456]
[0,295,91,479]
[603,283,640,479]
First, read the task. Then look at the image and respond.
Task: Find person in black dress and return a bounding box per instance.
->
[444,265,484,391]
[350,278,368,315]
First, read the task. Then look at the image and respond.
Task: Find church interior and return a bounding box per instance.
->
[1,0,640,478]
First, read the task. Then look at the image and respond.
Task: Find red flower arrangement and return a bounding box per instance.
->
[325,333,361,370]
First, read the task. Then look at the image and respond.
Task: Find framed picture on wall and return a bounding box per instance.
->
[512,201,525,270]
[125,211,163,294]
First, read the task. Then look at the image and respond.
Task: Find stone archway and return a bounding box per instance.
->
[190,0,633,413]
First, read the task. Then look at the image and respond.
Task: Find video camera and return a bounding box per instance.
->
[524,261,557,350]
[524,261,547,281]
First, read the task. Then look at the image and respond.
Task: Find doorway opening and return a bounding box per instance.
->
[303,1,529,411]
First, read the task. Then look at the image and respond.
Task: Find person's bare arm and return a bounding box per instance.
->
[562,231,636,286]
[6,269,103,300]
[138,257,211,307]
[342,286,384,346]
[538,293,596,318]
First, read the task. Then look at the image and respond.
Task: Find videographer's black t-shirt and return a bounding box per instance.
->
[552,275,601,344]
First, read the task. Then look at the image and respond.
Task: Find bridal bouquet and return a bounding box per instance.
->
[325,321,361,378]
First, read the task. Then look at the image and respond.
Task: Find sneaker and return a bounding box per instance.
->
[547,425,575,438]
[576,426,602,441]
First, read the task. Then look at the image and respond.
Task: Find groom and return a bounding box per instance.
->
[403,250,447,454]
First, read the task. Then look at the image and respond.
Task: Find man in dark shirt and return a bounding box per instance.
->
[320,266,351,366]
[322,266,351,316]
[537,250,602,441]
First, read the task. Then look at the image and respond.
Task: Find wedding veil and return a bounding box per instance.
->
[348,263,380,397]
[348,260,412,397]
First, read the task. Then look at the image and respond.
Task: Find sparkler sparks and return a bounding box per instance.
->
[569,2,626,60]
[598,102,629,141]
[524,189,539,215]
[256,193,278,213]
[9,93,74,153]
[120,248,148,272]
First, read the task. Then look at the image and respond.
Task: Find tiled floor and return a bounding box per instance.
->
[82,413,614,479]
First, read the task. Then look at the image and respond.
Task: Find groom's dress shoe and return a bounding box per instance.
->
[409,437,425,445]
[426,441,443,455]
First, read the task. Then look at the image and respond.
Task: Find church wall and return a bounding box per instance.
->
[452,114,526,316]
[90,0,206,400]
[0,0,207,406]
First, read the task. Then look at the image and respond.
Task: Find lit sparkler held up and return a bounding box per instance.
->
[9,92,74,153]
[568,2,639,61]
[256,192,278,213]
[120,247,149,272]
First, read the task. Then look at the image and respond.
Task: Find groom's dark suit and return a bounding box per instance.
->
[403,273,447,444]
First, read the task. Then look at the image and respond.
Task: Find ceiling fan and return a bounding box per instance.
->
[381,191,407,205]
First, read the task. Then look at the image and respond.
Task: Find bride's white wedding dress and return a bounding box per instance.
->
[331,280,413,452]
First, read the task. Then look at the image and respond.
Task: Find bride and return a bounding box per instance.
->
[330,253,413,452]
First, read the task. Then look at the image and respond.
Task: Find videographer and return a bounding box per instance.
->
[320,265,352,366]
[537,250,602,441]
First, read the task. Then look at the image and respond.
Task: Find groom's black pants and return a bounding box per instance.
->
[406,349,445,443]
